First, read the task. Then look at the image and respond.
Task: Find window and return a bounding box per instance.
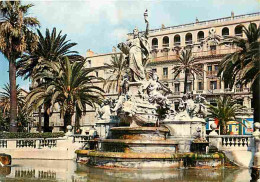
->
[235,25,243,37]
[163,67,168,77]
[152,68,157,73]
[208,66,212,71]
[175,102,180,112]
[88,60,91,68]
[163,36,169,47]
[95,71,99,77]
[175,83,180,92]
[186,83,192,92]
[210,81,217,90]
[185,33,192,45]
[198,82,203,90]
[152,38,158,49]
[174,34,181,46]
[237,99,243,106]
[210,45,216,51]
[222,27,229,37]
[214,65,219,71]
[197,31,204,42]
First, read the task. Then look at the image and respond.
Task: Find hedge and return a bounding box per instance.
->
[0,132,65,139]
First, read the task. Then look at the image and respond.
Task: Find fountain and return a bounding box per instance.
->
[76,10,222,169]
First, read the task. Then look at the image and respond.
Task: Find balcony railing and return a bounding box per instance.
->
[162,43,169,47]
[152,45,158,49]
[128,12,260,35]
[174,42,181,46]
[198,38,204,42]
[185,40,193,45]
[206,71,218,76]
[150,48,238,63]
[162,75,168,79]
[235,34,243,37]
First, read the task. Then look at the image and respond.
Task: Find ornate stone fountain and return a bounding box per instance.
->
[76,10,213,168]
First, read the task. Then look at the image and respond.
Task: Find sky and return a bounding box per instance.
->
[0,0,259,91]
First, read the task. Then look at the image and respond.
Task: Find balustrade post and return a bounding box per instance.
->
[208,123,221,150]
[7,140,16,149]
[36,140,41,149]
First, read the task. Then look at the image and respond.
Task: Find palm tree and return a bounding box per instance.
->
[0,1,39,132]
[17,27,80,132]
[104,53,127,94]
[207,96,245,134]
[218,23,260,124]
[25,57,104,131]
[0,84,25,118]
[172,49,203,94]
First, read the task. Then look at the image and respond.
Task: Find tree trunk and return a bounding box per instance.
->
[252,77,259,124]
[64,112,72,132]
[38,106,42,133]
[75,110,80,133]
[43,103,50,132]
[184,70,189,94]
[9,61,17,132]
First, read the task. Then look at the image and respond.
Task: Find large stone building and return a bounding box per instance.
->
[81,12,259,134]
[32,12,259,134]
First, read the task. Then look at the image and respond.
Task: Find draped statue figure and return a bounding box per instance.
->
[118,10,150,81]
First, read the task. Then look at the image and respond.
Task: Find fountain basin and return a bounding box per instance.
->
[76,150,224,169]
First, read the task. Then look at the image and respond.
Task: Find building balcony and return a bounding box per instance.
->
[152,45,158,49]
[150,48,238,63]
[235,34,242,37]
[198,38,204,42]
[162,75,168,80]
[206,71,218,77]
[174,42,181,46]
[162,43,169,47]
[185,40,193,45]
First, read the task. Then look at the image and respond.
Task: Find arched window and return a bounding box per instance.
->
[174,34,181,46]
[185,33,192,45]
[235,25,243,37]
[197,31,204,42]
[222,27,229,37]
[152,38,158,49]
[162,36,169,47]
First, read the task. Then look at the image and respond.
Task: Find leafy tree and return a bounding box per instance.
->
[172,49,203,94]
[218,23,260,124]
[25,57,104,131]
[104,53,127,94]
[207,96,245,134]
[0,1,39,132]
[17,28,80,132]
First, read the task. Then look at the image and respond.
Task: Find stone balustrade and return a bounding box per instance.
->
[207,135,254,151]
[0,134,92,160]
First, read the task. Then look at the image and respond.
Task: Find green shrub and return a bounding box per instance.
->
[0,132,65,139]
